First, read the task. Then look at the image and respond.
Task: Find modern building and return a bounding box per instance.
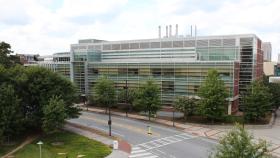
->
[262,42,271,62]
[37,52,71,79]
[17,53,40,64]
[263,61,277,76]
[274,64,280,76]
[65,31,264,114]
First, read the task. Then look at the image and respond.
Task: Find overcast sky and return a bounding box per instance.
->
[0,0,279,61]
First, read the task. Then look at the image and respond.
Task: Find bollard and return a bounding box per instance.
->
[113,140,118,150]
[147,126,152,135]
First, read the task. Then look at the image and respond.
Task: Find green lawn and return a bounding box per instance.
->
[14,131,112,158]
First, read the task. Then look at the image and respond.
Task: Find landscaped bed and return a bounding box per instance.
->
[14,131,112,158]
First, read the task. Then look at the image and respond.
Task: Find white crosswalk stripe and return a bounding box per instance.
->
[129,147,158,158]
[130,133,196,158]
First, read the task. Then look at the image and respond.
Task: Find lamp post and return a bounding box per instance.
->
[37,141,43,158]
[125,80,128,117]
[108,104,112,136]
[106,92,112,136]
[172,106,175,127]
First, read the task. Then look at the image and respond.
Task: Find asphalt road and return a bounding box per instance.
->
[69,111,217,158]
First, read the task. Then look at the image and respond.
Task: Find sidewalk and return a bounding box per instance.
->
[64,124,129,158]
[80,105,280,158]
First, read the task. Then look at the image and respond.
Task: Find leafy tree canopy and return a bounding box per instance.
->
[134,79,161,120]
[118,88,137,111]
[198,69,228,121]
[93,76,116,107]
[262,75,280,109]
[243,80,272,122]
[174,96,197,121]
[0,42,80,141]
[0,84,23,142]
[0,42,20,68]
[211,124,271,158]
[22,66,80,128]
[42,96,67,135]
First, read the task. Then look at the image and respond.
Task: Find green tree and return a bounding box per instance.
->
[134,79,161,121]
[0,42,20,68]
[42,96,67,134]
[262,75,280,109]
[174,96,196,121]
[0,84,23,143]
[93,77,116,108]
[22,67,80,129]
[118,88,137,111]
[243,80,272,122]
[0,63,79,141]
[211,124,271,158]
[198,69,228,122]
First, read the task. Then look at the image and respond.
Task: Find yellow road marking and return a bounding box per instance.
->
[80,115,160,137]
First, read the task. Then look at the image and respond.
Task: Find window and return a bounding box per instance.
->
[118,68,127,75]
[151,42,160,48]
[128,68,138,75]
[162,81,174,92]
[162,68,174,76]
[89,68,98,74]
[151,68,161,76]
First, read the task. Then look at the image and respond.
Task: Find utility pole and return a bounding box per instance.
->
[107,93,112,136]
[173,106,175,127]
[108,106,112,136]
[125,80,128,117]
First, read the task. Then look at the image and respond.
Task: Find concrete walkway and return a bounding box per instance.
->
[80,105,280,157]
[64,124,129,158]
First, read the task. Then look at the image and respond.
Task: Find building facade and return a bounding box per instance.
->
[263,61,277,76]
[262,42,272,62]
[66,34,264,114]
[37,52,71,79]
[274,64,280,76]
[17,54,40,64]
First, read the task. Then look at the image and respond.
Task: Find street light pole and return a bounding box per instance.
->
[106,92,112,136]
[125,79,128,117]
[37,141,43,158]
[108,105,112,136]
[172,107,175,127]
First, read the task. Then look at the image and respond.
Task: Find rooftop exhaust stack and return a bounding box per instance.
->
[158,26,161,38]
[195,25,197,37]
[169,25,172,37]
[166,25,168,37]
[191,25,193,37]
[175,24,178,37]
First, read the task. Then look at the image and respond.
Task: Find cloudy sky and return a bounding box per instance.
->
[0,0,280,61]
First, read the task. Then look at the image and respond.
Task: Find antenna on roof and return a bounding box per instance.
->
[166,25,168,38]
[158,26,161,38]
[191,25,193,37]
[169,25,172,37]
[195,25,197,37]
[175,24,178,37]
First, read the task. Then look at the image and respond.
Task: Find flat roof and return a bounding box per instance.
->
[72,33,260,46]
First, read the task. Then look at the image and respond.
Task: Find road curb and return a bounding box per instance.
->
[65,122,132,155]
[80,106,280,158]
